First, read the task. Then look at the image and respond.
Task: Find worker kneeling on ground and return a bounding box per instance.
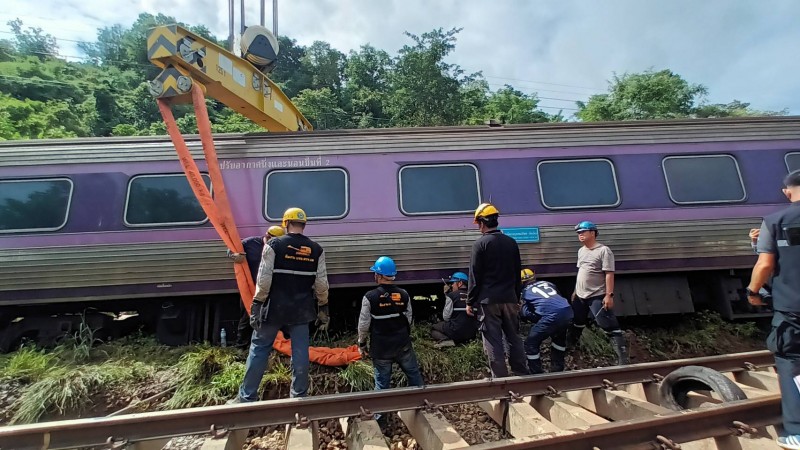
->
[357,256,424,392]
[520,268,573,374]
[431,272,478,348]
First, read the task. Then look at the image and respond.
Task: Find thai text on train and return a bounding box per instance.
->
[218,156,328,170]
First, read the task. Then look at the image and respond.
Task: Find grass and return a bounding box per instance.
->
[577,326,615,360]
[0,345,56,383]
[162,345,244,409]
[637,311,763,359]
[10,361,152,424]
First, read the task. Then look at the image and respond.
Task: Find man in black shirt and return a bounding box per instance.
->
[467,203,529,378]
[226,225,285,348]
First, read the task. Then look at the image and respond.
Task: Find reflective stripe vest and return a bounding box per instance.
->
[445,289,478,342]
[366,284,411,359]
[268,233,323,325]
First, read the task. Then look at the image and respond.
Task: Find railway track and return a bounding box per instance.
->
[0,350,781,450]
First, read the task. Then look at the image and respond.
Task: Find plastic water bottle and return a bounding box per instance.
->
[220,328,227,347]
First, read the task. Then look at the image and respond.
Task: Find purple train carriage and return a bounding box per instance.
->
[1,117,798,348]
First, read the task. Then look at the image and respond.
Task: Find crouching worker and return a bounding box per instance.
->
[431,272,478,348]
[520,268,573,374]
[357,256,424,391]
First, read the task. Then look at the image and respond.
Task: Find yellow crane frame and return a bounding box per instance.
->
[146,24,312,132]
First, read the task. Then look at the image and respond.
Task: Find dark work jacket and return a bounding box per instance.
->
[445,289,478,342]
[764,203,800,313]
[366,285,411,359]
[468,229,521,306]
[520,281,573,323]
[241,236,265,284]
[268,233,323,325]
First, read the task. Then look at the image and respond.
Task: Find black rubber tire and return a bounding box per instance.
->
[658,365,747,411]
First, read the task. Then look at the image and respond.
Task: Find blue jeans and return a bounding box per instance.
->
[238,320,310,401]
[372,345,424,390]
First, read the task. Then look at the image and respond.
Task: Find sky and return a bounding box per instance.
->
[2,0,798,116]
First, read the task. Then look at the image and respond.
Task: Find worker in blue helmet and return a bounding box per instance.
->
[357,256,424,396]
[431,271,479,348]
[569,220,630,365]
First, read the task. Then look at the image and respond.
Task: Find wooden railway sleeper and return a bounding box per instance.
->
[731,420,759,436]
[655,434,681,449]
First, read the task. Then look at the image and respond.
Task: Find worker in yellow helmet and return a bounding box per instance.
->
[231,206,330,402]
[226,225,286,348]
[467,202,530,377]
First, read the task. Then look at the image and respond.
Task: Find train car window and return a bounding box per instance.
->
[0,178,73,233]
[785,152,800,172]
[264,168,348,220]
[537,159,620,209]
[399,164,480,215]
[662,155,746,204]
[124,174,211,227]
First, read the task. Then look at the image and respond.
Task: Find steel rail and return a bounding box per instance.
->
[0,350,773,450]
[470,395,781,450]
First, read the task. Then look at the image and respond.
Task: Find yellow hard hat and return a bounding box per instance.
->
[521,268,536,283]
[282,207,307,228]
[473,202,500,223]
[267,225,285,237]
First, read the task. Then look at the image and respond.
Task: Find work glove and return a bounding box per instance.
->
[358,341,369,358]
[443,283,452,294]
[226,249,245,263]
[249,300,268,329]
[316,304,330,331]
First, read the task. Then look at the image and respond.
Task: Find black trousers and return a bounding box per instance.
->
[768,311,800,436]
[478,303,530,378]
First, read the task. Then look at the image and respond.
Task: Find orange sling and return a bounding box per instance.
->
[158,84,360,365]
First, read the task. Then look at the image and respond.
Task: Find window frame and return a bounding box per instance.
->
[785,152,800,173]
[0,177,74,234]
[123,173,212,228]
[398,163,481,216]
[536,158,621,210]
[263,167,350,221]
[661,154,747,205]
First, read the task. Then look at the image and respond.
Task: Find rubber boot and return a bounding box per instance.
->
[610,333,630,365]
[527,356,543,374]
[566,325,584,349]
[550,348,566,372]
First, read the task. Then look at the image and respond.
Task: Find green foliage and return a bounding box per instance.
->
[577,69,785,121]
[162,345,244,409]
[10,361,151,424]
[577,326,615,359]
[0,345,56,382]
[0,18,783,139]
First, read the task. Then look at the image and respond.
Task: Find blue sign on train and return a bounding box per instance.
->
[500,227,540,243]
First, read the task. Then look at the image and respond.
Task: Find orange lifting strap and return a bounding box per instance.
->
[157,84,360,366]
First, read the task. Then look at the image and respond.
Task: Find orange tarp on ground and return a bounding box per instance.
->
[157,84,360,366]
[273,332,362,366]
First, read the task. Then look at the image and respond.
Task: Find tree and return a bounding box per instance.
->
[7,19,58,60]
[343,45,392,127]
[694,100,787,118]
[293,88,352,129]
[388,28,479,127]
[576,69,706,121]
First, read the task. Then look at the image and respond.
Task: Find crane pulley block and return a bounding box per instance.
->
[146,24,312,132]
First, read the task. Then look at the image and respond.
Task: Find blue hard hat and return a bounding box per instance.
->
[575,221,598,232]
[448,272,469,283]
[370,256,397,277]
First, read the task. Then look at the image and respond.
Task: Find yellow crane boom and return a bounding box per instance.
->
[146,24,312,132]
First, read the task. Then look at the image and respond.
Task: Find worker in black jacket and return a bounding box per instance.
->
[467,203,529,378]
[226,225,285,348]
[747,170,800,449]
[431,271,478,348]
